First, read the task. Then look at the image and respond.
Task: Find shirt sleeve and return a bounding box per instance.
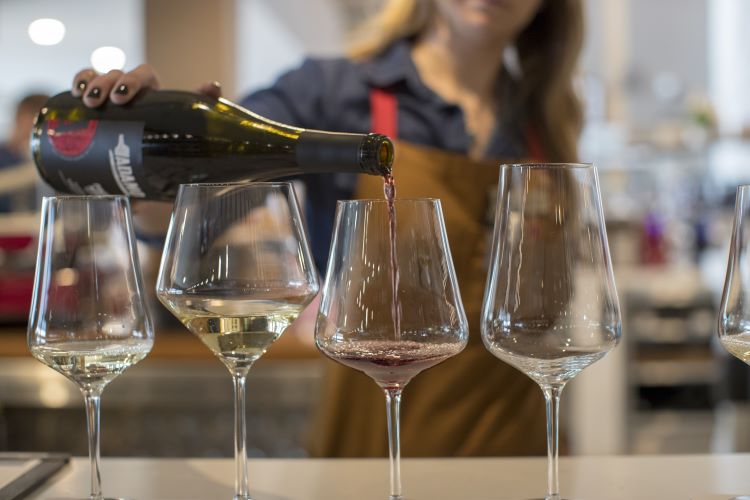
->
[239,58,328,129]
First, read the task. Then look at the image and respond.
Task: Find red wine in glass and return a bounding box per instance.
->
[319,338,463,388]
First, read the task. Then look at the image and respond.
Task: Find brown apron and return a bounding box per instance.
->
[307,89,547,457]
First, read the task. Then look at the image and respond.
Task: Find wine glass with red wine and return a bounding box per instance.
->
[316,198,468,500]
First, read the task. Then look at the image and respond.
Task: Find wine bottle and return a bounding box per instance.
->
[31,90,394,200]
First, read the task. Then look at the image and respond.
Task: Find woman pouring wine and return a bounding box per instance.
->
[67,0,584,457]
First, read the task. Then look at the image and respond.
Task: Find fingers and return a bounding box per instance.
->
[71,68,97,97]
[72,64,162,107]
[197,81,222,99]
[82,70,124,108]
[109,64,161,105]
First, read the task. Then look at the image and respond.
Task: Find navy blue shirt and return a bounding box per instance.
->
[241,40,525,271]
[0,145,22,212]
[0,146,20,168]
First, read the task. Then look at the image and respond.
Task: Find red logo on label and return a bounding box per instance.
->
[46,119,98,158]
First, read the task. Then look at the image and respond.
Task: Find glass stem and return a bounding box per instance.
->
[83,389,103,500]
[541,384,564,500]
[384,387,403,500]
[233,371,251,500]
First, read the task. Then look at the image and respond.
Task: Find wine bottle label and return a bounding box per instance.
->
[40,119,147,197]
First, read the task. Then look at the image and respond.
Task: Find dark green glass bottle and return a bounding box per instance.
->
[31,90,394,200]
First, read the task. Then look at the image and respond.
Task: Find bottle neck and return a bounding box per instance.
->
[296,131,393,176]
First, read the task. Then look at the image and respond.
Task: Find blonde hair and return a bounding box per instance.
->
[348,0,584,162]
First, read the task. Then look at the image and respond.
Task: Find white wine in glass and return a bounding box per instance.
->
[28,195,153,500]
[31,339,152,390]
[160,296,308,370]
[482,164,621,500]
[156,182,318,500]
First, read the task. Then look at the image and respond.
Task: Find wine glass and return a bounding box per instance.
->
[719,185,750,357]
[315,198,468,500]
[720,185,750,500]
[27,195,153,500]
[156,182,319,500]
[481,164,621,500]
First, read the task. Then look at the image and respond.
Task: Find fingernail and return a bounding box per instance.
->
[115,84,129,96]
[76,80,88,92]
[211,81,222,88]
[86,87,101,99]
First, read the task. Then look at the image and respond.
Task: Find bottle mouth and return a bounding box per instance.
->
[362,133,394,176]
[378,141,394,172]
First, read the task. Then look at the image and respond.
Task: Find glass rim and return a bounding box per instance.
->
[337,198,440,205]
[737,184,750,189]
[501,162,594,169]
[177,181,293,189]
[42,194,129,201]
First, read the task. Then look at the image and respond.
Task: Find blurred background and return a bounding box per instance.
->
[2,0,750,458]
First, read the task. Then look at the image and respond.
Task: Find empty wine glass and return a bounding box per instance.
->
[28,195,153,500]
[156,182,319,500]
[316,198,468,500]
[481,164,621,500]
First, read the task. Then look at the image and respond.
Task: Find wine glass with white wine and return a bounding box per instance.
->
[156,182,319,500]
[719,184,750,500]
[481,164,621,500]
[28,195,153,500]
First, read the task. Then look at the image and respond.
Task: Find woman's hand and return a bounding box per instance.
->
[71,64,222,107]
[71,64,161,107]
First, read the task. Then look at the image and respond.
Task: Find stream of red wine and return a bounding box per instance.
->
[384,173,401,341]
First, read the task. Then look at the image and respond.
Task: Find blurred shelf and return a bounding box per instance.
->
[0,356,325,456]
[630,409,715,454]
[0,357,323,409]
[629,312,715,345]
[633,358,718,386]
[0,325,324,457]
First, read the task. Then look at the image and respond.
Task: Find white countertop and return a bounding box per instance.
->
[23,454,750,500]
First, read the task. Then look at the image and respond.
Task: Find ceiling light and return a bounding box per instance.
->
[91,46,126,73]
[28,18,66,46]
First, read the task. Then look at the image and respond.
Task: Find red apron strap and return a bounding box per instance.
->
[370,87,398,138]
[524,125,547,162]
[372,88,544,161]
